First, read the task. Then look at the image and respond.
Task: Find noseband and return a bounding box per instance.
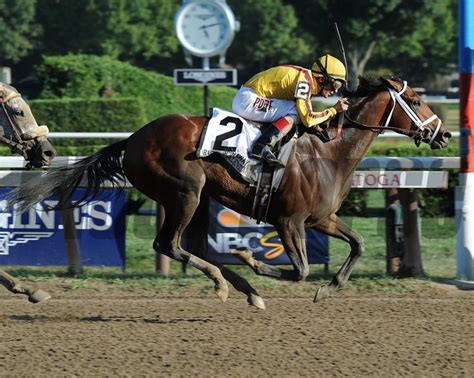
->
[0,92,31,159]
[345,80,442,146]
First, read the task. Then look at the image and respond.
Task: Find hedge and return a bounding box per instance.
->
[36,54,237,122]
[27,97,147,148]
[30,97,147,132]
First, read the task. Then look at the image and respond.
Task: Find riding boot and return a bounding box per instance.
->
[250,118,293,167]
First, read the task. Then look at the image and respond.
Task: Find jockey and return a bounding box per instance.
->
[232,54,349,166]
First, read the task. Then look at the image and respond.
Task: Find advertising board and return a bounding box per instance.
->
[0,189,126,267]
[207,200,328,265]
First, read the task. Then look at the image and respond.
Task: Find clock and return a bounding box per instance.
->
[175,0,239,58]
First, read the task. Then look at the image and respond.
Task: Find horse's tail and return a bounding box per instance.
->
[8,139,128,212]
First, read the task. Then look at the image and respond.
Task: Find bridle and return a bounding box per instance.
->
[344,80,442,146]
[0,92,33,159]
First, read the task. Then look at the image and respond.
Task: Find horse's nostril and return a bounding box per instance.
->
[443,131,452,139]
[44,150,55,157]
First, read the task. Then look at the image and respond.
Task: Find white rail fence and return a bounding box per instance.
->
[47,131,460,140]
[0,156,459,189]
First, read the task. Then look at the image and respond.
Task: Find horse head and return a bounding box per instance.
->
[347,77,452,150]
[0,83,56,167]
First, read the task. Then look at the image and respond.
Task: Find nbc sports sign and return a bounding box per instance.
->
[208,200,328,265]
[0,188,126,267]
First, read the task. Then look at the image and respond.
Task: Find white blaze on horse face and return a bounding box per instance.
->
[8,96,41,135]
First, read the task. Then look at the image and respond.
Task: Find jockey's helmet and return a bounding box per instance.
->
[312,54,346,83]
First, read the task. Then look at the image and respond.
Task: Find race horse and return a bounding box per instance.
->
[0,82,56,303]
[8,77,451,309]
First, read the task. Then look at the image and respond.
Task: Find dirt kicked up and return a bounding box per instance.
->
[1,280,473,377]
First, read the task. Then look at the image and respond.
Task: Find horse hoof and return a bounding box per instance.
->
[247,294,265,310]
[215,283,229,303]
[28,290,51,304]
[313,285,331,302]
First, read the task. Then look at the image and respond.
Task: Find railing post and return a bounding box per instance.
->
[398,188,424,277]
[385,188,403,274]
[60,204,83,276]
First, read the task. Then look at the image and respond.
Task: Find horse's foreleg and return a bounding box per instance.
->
[0,270,51,303]
[313,214,364,302]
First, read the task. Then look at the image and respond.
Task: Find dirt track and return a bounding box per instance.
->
[1,280,473,377]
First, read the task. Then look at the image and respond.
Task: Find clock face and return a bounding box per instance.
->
[176,1,234,57]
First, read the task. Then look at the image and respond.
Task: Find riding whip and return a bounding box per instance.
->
[334,22,348,136]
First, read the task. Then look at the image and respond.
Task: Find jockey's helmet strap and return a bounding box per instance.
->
[314,59,331,82]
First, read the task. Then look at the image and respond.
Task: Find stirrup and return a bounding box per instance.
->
[251,150,285,168]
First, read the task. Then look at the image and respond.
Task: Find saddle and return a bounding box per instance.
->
[197,108,297,223]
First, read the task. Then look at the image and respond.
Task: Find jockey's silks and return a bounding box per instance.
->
[243,65,337,127]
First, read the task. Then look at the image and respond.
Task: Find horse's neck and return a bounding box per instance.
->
[323,95,384,174]
[311,126,377,176]
[335,127,377,166]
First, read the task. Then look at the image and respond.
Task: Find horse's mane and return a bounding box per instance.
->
[313,75,405,132]
[345,75,404,98]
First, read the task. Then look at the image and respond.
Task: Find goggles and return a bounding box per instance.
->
[323,78,343,91]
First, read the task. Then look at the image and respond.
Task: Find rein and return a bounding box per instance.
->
[344,112,416,137]
[0,92,30,159]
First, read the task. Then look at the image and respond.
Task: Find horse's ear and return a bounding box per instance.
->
[380,76,404,92]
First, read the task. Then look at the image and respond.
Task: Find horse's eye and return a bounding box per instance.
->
[413,100,421,107]
[11,105,23,116]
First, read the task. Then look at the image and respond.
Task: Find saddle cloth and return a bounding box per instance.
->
[197,108,294,186]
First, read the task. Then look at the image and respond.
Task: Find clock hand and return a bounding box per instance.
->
[200,23,221,29]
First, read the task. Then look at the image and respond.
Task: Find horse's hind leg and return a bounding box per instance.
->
[0,270,51,303]
[187,197,265,309]
[313,214,364,302]
[231,221,309,281]
[154,192,229,302]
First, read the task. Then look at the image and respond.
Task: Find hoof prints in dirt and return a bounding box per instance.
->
[81,315,214,324]
[6,314,213,324]
[6,315,213,324]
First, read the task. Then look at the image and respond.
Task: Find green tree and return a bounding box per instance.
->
[0,0,40,64]
[292,0,456,87]
[227,0,313,81]
[380,0,457,85]
[36,0,181,72]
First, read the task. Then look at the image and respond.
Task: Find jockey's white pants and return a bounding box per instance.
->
[232,86,300,124]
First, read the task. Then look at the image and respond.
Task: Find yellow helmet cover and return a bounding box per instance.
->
[312,54,346,82]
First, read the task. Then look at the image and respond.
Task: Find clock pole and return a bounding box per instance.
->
[203,57,210,116]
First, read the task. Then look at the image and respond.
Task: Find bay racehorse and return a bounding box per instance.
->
[7,77,451,309]
[0,82,56,303]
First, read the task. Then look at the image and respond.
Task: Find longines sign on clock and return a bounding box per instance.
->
[174,68,237,85]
